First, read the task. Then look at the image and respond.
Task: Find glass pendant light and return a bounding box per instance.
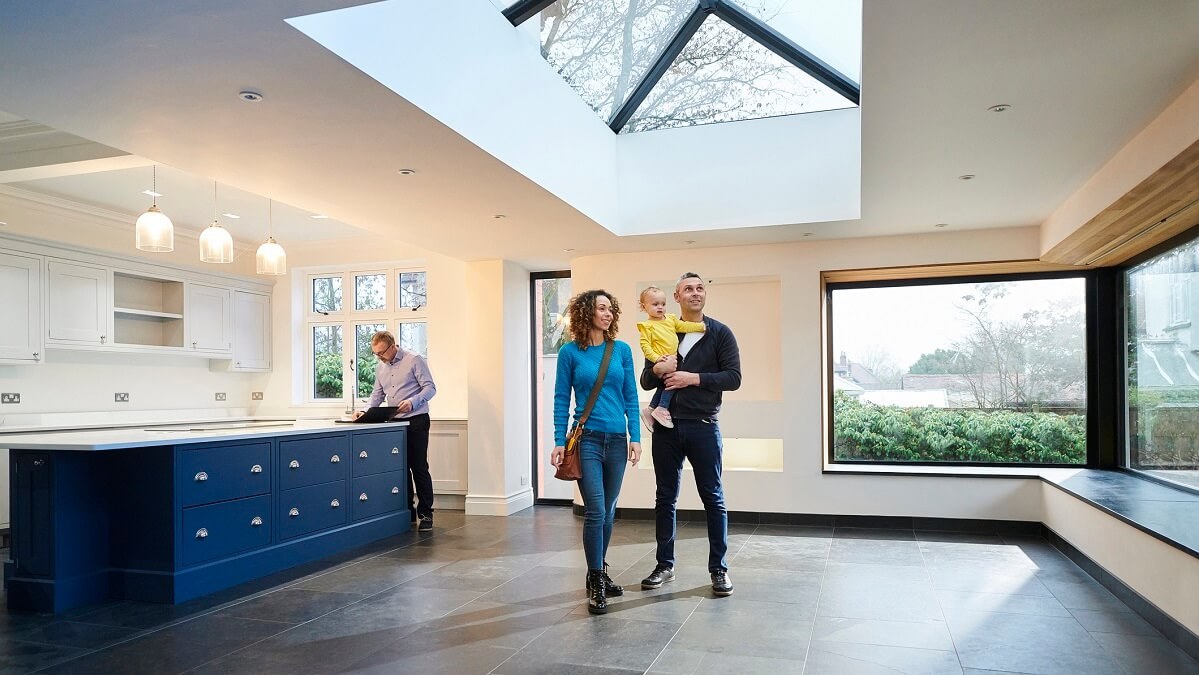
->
[255,199,287,275]
[134,165,174,252]
[199,181,234,263]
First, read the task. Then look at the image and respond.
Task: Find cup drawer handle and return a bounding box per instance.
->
[392,447,400,455]
[330,454,340,463]
[250,464,263,474]
[194,471,209,482]
[289,507,300,517]
[359,492,369,502]
[251,516,263,527]
[195,528,209,539]
[330,499,340,508]
[391,487,400,494]
[359,450,369,459]
[289,459,300,469]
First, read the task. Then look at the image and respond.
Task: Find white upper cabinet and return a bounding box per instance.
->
[232,290,271,371]
[46,259,109,345]
[0,252,44,364]
[187,283,233,353]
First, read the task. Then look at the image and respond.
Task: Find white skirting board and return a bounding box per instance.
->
[465,488,534,516]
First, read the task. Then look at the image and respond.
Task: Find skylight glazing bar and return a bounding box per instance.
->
[504,0,557,26]
[714,0,860,104]
[608,4,711,132]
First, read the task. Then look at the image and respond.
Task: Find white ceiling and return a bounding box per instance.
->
[0,0,1197,269]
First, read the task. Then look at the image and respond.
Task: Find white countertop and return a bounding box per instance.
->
[0,418,409,451]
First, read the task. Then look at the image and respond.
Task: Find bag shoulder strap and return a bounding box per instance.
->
[577,340,615,427]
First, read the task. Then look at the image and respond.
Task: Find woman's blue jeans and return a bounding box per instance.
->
[579,429,628,571]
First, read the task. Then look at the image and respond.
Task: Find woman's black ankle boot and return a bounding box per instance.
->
[602,561,623,596]
[585,561,624,598]
[587,570,607,614]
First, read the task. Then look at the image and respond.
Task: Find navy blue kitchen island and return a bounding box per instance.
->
[3,420,410,613]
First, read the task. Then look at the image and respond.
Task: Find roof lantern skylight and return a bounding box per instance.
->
[503,0,860,134]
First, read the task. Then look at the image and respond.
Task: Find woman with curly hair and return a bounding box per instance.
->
[551,289,642,615]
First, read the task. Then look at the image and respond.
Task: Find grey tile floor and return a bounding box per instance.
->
[1,507,1197,674]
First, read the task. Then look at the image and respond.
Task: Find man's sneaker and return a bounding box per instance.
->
[650,407,674,429]
[639,406,655,432]
[641,564,675,590]
[417,517,433,532]
[711,570,733,596]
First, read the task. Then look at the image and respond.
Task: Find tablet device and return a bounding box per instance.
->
[348,406,399,423]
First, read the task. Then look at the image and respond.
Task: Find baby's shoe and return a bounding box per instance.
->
[639,406,655,432]
[651,407,674,429]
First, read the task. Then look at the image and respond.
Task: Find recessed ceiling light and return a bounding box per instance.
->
[958,174,976,181]
[684,240,696,245]
[238,90,264,103]
[988,104,1011,113]
[141,189,163,197]
[563,248,575,252]
[310,214,329,219]
[222,213,240,219]
[397,168,416,176]
[802,232,813,237]
[0,221,7,226]
[935,223,949,228]
[493,214,506,219]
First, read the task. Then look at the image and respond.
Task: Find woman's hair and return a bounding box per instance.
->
[567,289,621,347]
[639,286,664,308]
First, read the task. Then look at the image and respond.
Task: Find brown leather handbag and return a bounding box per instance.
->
[555,340,614,481]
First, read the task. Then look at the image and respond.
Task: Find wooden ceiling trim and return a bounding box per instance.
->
[1042,137,1199,266]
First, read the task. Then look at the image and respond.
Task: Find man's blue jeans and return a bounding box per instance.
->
[652,418,728,572]
[579,429,628,571]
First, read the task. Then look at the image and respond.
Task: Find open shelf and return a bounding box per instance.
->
[114,307,184,320]
[113,271,185,347]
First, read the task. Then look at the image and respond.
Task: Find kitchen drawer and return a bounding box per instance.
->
[181,495,271,566]
[278,480,348,540]
[351,428,406,477]
[351,470,407,521]
[180,442,271,507]
[279,434,349,490]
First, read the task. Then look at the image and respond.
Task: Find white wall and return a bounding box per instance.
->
[571,225,1048,520]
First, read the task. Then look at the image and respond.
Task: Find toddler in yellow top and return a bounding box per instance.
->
[636,286,706,430]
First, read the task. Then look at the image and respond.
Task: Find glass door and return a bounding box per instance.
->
[532,273,573,500]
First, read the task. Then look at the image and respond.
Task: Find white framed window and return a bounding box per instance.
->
[1170,279,1190,326]
[302,265,428,404]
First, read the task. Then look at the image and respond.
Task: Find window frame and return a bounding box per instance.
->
[302,264,428,405]
[824,269,1101,469]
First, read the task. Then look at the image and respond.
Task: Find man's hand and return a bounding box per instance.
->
[652,355,678,377]
[396,399,413,414]
[663,370,700,390]
[353,410,364,420]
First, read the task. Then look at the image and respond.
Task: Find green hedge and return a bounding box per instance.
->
[833,391,1085,464]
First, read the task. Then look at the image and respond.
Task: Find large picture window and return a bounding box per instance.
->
[305,266,427,404]
[827,274,1089,465]
[1126,235,1199,490]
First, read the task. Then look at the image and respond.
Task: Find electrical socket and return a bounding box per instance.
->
[520,475,529,486]
[251,392,264,401]
[1,393,20,404]
[215,392,227,402]
[114,393,129,403]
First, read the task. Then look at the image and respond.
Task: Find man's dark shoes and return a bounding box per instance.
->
[641,564,675,590]
[585,561,624,597]
[417,516,433,532]
[587,570,607,614]
[711,570,733,596]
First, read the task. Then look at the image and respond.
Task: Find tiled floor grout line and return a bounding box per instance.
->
[798,525,836,674]
[916,528,968,673]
